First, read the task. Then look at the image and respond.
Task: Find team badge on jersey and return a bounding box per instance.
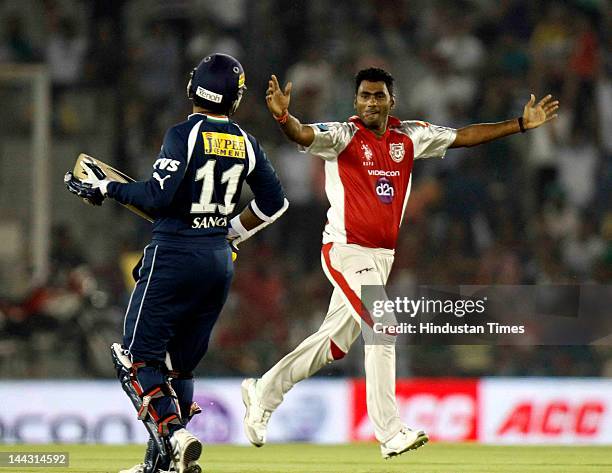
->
[361,143,373,161]
[389,142,405,163]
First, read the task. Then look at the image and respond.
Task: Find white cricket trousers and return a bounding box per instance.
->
[256,242,403,443]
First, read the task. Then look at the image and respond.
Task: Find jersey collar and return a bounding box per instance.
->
[349,115,401,134]
[188,112,230,123]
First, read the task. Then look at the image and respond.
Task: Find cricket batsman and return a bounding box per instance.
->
[241,68,558,458]
[65,54,288,473]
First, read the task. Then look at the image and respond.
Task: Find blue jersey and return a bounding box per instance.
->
[107,113,286,242]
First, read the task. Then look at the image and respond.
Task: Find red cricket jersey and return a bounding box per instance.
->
[300,116,456,250]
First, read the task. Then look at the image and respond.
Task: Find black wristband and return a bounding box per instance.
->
[518,116,526,133]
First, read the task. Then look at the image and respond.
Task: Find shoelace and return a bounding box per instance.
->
[389,428,412,442]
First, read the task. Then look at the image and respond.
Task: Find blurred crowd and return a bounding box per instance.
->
[0,0,610,379]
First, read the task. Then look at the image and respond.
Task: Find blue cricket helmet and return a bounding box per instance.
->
[187,53,246,116]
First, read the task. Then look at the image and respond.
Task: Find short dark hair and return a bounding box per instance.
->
[354,68,394,96]
[192,95,228,114]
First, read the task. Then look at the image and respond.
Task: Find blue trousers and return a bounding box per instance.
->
[122,238,233,428]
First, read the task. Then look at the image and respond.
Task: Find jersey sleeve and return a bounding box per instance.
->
[401,120,457,159]
[107,126,188,210]
[298,122,354,161]
[245,135,288,220]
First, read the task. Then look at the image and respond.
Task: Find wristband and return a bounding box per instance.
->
[518,116,526,133]
[274,110,289,125]
[99,179,111,196]
[228,214,250,240]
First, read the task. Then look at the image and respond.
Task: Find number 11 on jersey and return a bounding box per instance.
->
[190,161,244,215]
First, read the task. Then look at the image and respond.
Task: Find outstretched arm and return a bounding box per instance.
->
[266,74,315,147]
[450,94,559,148]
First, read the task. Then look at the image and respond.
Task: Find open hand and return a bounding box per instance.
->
[522,94,559,130]
[266,74,292,117]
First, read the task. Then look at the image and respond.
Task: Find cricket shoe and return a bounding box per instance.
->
[170,428,202,473]
[241,378,272,447]
[118,465,175,473]
[380,427,429,459]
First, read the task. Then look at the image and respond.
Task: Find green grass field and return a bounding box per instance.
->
[1,443,612,473]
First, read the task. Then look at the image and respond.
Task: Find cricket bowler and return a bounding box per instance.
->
[241,67,558,458]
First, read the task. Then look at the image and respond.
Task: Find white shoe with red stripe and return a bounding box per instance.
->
[380,427,429,459]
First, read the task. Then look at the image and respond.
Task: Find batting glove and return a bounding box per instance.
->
[80,160,111,196]
[64,171,105,206]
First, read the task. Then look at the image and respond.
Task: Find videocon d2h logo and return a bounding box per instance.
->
[375,177,395,204]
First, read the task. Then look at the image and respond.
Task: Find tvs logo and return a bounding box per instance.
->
[389,142,405,163]
[375,177,395,204]
[153,158,181,172]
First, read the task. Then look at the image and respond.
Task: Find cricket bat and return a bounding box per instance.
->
[73,153,154,222]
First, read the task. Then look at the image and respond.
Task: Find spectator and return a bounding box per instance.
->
[85,19,121,86]
[285,48,333,121]
[562,214,605,279]
[131,20,181,137]
[556,128,600,209]
[529,1,572,91]
[45,17,87,87]
[408,53,476,124]
[563,12,600,132]
[434,17,485,73]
